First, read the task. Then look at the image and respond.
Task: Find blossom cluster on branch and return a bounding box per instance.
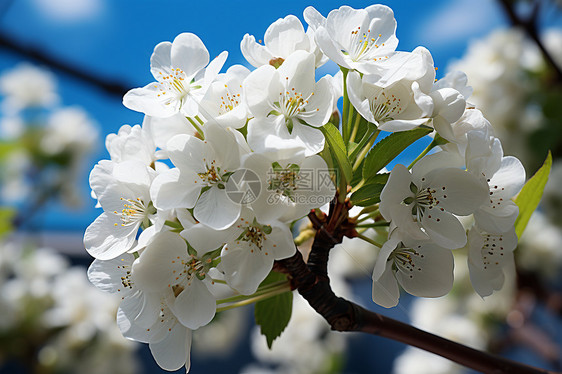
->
[0,63,99,210]
[85,4,529,372]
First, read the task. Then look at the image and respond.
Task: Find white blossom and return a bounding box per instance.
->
[123,33,227,118]
[241,14,326,68]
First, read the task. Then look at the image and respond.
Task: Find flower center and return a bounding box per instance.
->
[369,91,402,123]
[235,219,273,251]
[349,27,386,62]
[114,198,152,226]
[197,159,230,187]
[480,232,506,270]
[268,162,300,201]
[389,243,423,278]
[116,262,134,295]
[271,77,320,128]
[403,182,445,222]
[156,68,201,107]
[218,84,242,114]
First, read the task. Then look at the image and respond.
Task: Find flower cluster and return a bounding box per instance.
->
[0,63,99,207]
[0,239,138,374]
[85,4,527,372]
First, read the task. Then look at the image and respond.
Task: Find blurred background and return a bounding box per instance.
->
[0,0,561,373]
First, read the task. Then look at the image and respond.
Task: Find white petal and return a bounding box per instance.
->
[123,83,177,118]
[314,26,349,68]
[489,156,526,197]
[84,213,138,260]
[421,209,467,249]
[204,51,228,86]
[474,203,518,234]
[170,279,216,329]
[347,71,375,123]
[264,222,296,260]
[379,164,412,219]
[423,168,489,216]
[87,254,135,294]
[117,295,151,343]
[303,76,333,127]
[194,187,241,230]
[150,168,201,211]
[411,151,464,182]
[144,113,195,150]
[372,260,400,308]
[395,243,454,297]
[132,231,187,292]
[221,243,273,295]
[378,118,428,132]
[303,6,326,30]
[290,121,325,156]
[149,324,192,371]
[247,117,307,156]
[391,203,430,241]
[150,41,172,78]
[89,160,115,198]
[180,224,232,254]
[468,260,506,298]
[241,34,274,67]
[372,237,399,281]
[278,50,315,97]
[170,33,209,76]
[430,88,465,123]
[244,65,277,118]
[265,15,307,57]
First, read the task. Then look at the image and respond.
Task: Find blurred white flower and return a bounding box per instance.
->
[0,63,59,113]
[40,107,99,155]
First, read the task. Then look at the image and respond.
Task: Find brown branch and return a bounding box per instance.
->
[497,0,562,83]
[0,32,130,97]
[277,199,560,374]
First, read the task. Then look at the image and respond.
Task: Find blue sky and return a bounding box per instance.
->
[0,0,511,232]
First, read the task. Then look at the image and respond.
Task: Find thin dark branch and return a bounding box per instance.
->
[0,32,130,97]
[277,199,561,374]
[497,0,562,83]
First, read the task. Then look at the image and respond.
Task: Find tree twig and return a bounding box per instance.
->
[277,199,561,374]
[0,32,130,97]
[497,0,562,83]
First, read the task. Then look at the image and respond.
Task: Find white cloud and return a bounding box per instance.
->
[33,0,104,22]
[417,0,502,47]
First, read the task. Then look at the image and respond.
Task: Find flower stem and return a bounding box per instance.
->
[352,134,377,171]
[294,228,315,246]
[407,135,442,169]
[341,67,350,143]
[356,221,389,228]
[356,233,383,247]
[356,209,380,223]
[216,281,290,305]
[216,284,292,312]
[186,116,205,139]
[349,112,362,144]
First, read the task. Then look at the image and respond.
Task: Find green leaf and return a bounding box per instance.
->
[254,271,293,349]
[320,123,353,183]
[362,127,432,181]
[351,183,385,207]
[0,208,15,239]
[0,141,18,160]
[514,151,552,239]
[350,173,389,206]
